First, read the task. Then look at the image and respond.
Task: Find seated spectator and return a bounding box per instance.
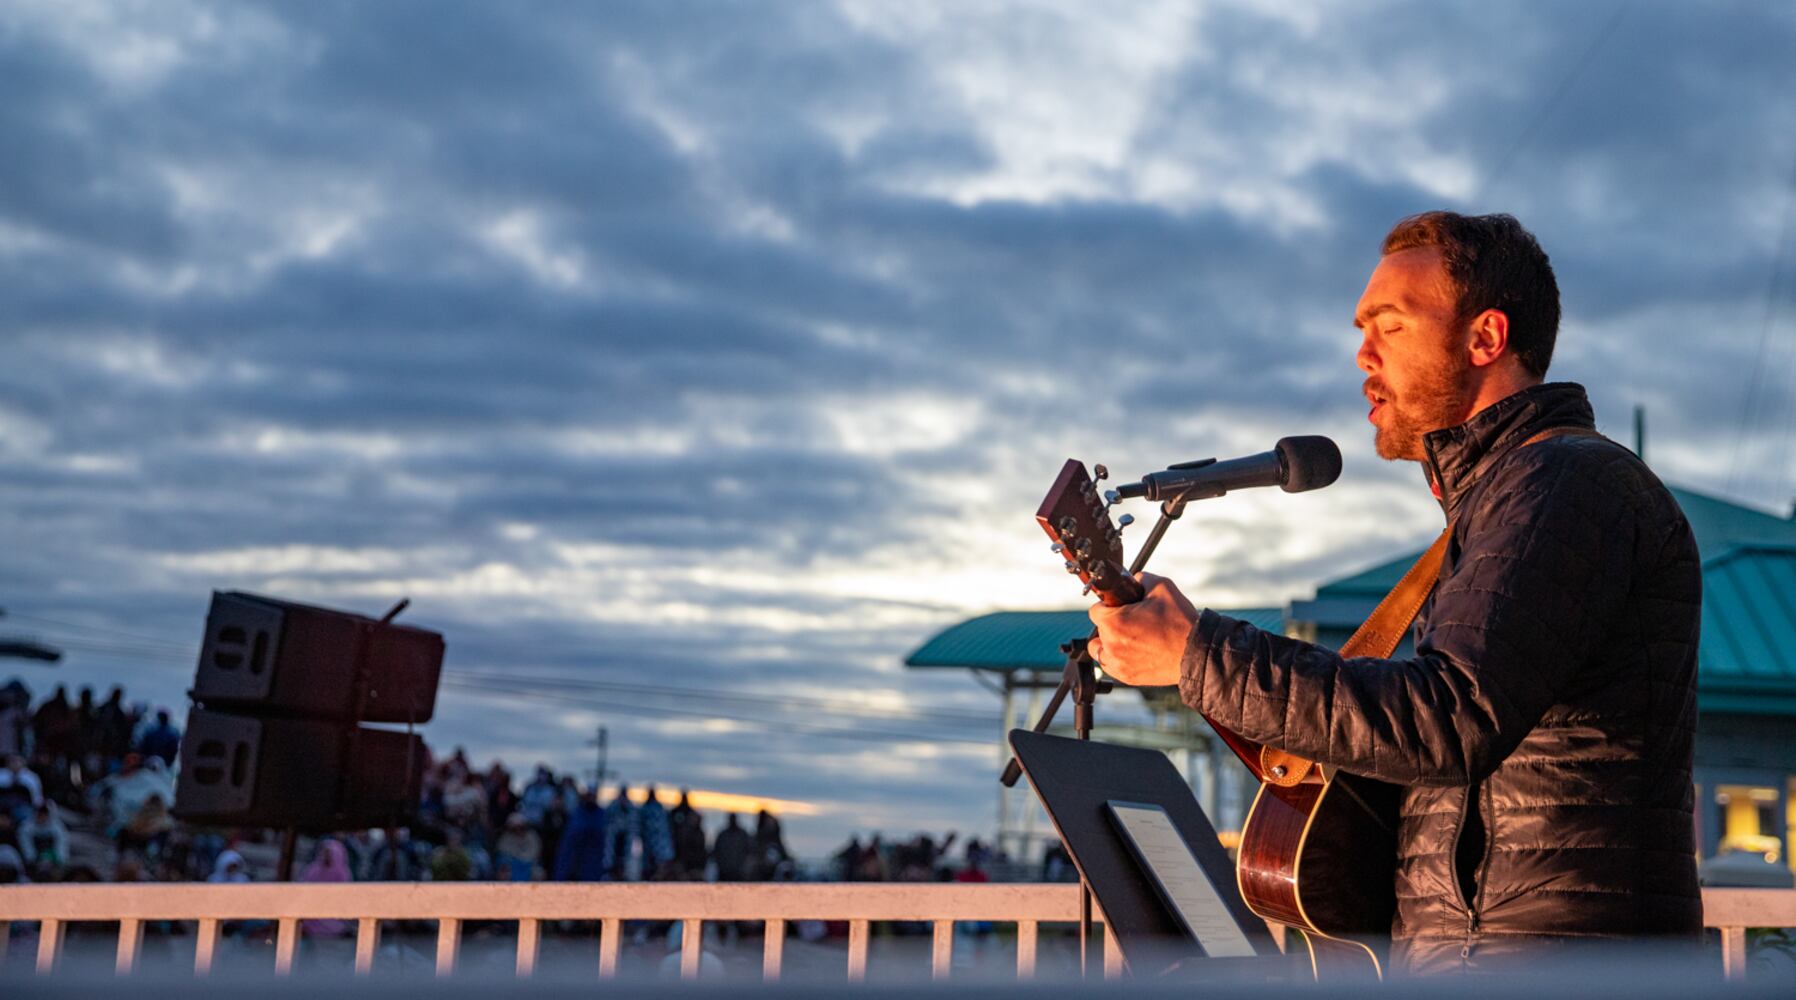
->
[18,801,69,874]
[366,826,429,882]
[519,767,558,825]
[300,839,354,937]
[209,849,250,883]
[0,754,44,821]
[0,843,26,883]
[430,829,474,882]
[118,793,174,861]
[495,812,541,881]
[87,754,175,837]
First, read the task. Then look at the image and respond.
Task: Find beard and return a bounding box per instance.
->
[1368,355,1471,461]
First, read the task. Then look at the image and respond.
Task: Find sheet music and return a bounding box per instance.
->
[1107,802,1258,957]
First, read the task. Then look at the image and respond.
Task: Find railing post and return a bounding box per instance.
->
[847,919,870,981]
[436,917,461,977]
[115,918,144,974]
[1721,925,1747,982]
[36,918,63,974]
[274,917,299,975]
[1016,920,1038,979]
[762,918,785,982]
[680,918,703,980]
[355,917,381,976]
[515,918,540,977]
[194,918,220,975]
[599,917,621,978]
[932,920,953,979]
[1103,920,1122,979]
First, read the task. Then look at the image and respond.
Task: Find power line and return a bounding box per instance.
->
[446,670,998,726]
[0,612,196,652]
[1475,1,1631,203]
[439,677,992,748]
[1729,151,1796,500]
[5,610,1014,732]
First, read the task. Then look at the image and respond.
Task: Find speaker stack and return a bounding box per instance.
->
[173,591,444,832]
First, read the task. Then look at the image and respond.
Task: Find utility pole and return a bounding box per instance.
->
[586,726,611,792]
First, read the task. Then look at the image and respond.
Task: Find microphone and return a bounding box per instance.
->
[1113,436,1342,503]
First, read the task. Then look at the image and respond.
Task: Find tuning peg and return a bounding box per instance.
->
[1064,560,1079,573]
[1051,543,1064,553]
[1104,489,1121,506]
[1117,513,1135,529]
[1093,464,1109,481]
[1081,585,1093,597]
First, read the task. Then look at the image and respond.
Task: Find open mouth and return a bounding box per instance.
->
[1366,390,1387,422]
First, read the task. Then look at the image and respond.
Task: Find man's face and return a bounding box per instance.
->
[1354,246,1475,461]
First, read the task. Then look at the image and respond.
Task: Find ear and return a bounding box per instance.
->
[1466,308,1509,368]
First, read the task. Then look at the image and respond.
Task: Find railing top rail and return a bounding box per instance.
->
[1696,887,1796,926]
[0,881,1085,923]
[3,883,1792,927]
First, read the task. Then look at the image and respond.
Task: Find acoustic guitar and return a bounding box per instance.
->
[1037,458,1396,980]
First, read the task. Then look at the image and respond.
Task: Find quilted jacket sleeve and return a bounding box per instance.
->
[1179,444,1643,786]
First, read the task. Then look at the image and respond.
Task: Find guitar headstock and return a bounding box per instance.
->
[1036,459,1142,606]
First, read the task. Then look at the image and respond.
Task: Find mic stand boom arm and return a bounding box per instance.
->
[1000,490,1190,788]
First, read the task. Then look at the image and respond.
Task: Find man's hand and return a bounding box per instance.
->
[1087,572,1199,687]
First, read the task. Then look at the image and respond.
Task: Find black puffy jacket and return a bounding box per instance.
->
[1178,382,1702,975]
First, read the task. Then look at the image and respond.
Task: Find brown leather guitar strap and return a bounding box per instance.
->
[1257,424,1605,786]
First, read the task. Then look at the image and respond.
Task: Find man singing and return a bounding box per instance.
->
[1088,212,1702,974]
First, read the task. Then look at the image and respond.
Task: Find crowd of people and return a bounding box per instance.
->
[5,678,999,900]
[830,831,1005,883]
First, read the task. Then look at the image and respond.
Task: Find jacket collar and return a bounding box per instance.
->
[1421,382,1597,522]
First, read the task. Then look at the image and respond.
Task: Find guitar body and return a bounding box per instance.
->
[1235,765,1400,979]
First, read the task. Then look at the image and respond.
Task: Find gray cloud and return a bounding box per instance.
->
[3,0,1794,852]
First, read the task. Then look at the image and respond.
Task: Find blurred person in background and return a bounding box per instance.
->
[0,753,43,822]
[135,710,182,767]
[711,813,752,883]
[495,812,541,881]
[300,839,354,937]
[18,800,69,877]
[554,789,608,882]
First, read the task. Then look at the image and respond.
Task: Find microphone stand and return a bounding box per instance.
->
[1000,490,1193,977]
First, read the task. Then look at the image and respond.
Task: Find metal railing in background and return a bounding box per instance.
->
[3,883,1793,982]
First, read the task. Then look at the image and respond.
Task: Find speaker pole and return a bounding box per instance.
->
[277,827,299,882]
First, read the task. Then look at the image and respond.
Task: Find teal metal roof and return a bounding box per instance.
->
[1301,484,1796,714]
[1697,545,1796,689]
[1317,486,1796,598]
[906,607,1286,671]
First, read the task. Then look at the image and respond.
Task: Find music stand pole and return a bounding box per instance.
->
[998,492,1194,977]
[1059,637,1110,975]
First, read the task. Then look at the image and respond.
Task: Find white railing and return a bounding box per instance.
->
[0,882,1085,981]
[3,883,1793,982]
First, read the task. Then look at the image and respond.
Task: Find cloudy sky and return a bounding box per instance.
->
[3,0,1794,855]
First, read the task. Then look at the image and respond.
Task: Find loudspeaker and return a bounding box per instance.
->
[193,591,443,723]
[172,708,424,830]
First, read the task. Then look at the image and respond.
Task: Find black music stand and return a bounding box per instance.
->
[1008,729,1286,979]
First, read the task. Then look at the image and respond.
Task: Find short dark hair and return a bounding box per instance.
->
[1381,211,1560,377]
